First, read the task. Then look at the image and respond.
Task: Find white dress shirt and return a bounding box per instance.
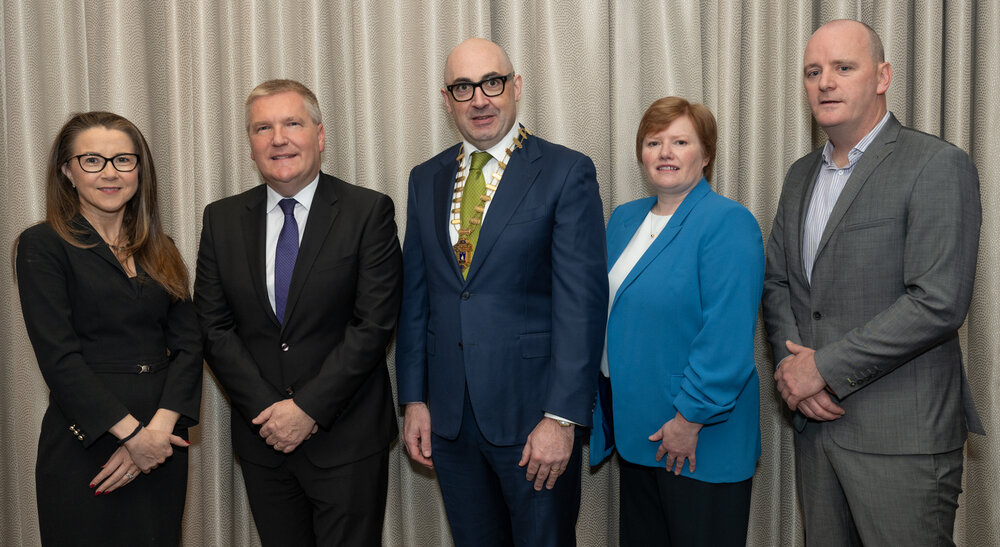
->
[265,174,320,313]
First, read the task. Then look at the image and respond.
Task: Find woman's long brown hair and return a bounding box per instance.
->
[42,111,190,300]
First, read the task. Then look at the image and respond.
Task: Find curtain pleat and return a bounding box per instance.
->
[2,1,997,545]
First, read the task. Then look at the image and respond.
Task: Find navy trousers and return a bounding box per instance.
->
[431,389,583,547]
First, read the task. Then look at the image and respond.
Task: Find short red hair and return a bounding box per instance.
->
[635,97,717,181]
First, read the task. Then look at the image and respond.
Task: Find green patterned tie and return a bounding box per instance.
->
[459,151,492,277]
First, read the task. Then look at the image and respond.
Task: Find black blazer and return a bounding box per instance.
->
[194,172,403,468]
[16,219,203,446]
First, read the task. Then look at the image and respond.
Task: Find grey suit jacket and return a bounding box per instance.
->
[763,113,983,455]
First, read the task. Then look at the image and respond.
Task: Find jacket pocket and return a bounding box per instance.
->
[314,254,356,271]
[508,206,546,225]
[842,217,894,232]
[520,332,551,358]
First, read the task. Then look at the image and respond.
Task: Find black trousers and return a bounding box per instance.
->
[618,457,752,547]
[239,446,389,547]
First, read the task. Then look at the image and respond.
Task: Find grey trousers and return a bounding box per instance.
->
[795,422,964,547]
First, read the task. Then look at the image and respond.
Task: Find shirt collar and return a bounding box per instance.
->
[462,120,522,161]
[265,173,320,213]
[821,111,891,169]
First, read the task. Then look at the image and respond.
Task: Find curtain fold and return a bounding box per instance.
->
[2,1,997,545]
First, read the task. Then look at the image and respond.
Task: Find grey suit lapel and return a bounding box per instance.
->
[240,187,277,326]
[812,116,900,269]
[792,153,824,286]
[283,174,340,325]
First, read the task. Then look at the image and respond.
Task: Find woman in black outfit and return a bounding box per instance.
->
[15,111,202,545]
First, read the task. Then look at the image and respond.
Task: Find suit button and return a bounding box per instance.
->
[281,343,289,352]
[812,312,822,320]
[285,386,294,396]
[461,291,470,300]
[458,342,463,349]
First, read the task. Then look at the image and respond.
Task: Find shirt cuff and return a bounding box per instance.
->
[544,412,580,426]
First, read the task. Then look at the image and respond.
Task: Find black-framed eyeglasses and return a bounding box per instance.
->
[445,73,514,102]
[68,153,140,173]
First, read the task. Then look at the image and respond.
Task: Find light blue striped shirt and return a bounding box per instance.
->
[802,112,891,283]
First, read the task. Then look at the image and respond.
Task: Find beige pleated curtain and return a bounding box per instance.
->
[2,1,997,545]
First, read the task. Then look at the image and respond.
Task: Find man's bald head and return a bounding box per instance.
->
[444,38,514,83]
[814,19,885,63]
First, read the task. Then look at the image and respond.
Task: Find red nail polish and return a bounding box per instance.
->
[185,440,191,446]
[89,483,95,488]
[95,491,101,496]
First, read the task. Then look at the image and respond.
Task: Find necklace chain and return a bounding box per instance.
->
[450,126,531,237]
[451,127,531,272]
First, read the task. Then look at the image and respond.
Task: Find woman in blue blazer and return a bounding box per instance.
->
[591,97,764,546]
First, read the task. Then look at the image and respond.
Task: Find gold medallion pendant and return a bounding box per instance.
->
[453,237,474,271]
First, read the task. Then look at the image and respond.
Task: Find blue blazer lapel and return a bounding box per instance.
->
[240,188,276,325]
[465,133,540,282]
[433,144,464,279]
[813,115,899,266]
[610,180,711,311]
[283,174,341,325]
[607,196,655,270]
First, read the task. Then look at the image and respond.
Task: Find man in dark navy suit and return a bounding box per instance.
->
[396,39,607,546]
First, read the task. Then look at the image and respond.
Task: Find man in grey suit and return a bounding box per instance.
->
[764,19,982,546]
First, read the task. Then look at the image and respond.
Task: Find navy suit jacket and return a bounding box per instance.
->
[396,133,608,445]
[590,182,764,483]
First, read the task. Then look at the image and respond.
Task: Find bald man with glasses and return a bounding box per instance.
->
[396,38,607,546]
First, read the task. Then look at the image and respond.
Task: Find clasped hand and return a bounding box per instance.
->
[92,421,187,494]
[124,425,189,472]
[253,399,318,453]
[774,340,845,421]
